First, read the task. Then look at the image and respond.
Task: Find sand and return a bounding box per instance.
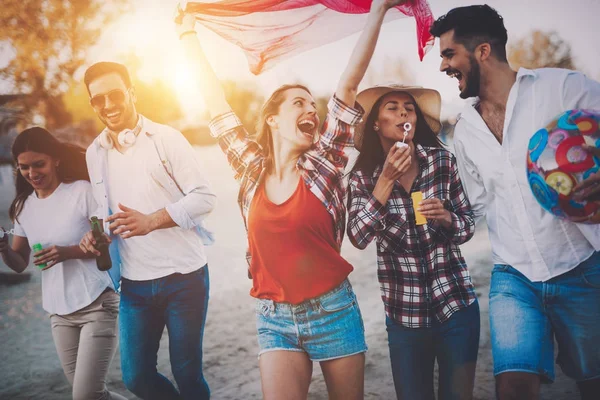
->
[0,146,580,399]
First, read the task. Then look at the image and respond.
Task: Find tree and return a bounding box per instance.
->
[0,0,131,128]
[508,30,576,70]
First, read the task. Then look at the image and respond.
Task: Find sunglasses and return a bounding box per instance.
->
[90,88,130,109]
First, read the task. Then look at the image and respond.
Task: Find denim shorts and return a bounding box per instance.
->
[489,251,600,382]
[255,279,367,361]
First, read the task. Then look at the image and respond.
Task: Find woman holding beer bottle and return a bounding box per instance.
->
[0,127,126,400]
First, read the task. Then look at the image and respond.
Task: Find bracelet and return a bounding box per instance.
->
[179,30,197,40]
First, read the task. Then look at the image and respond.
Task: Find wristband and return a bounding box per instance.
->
[179,30,196,40]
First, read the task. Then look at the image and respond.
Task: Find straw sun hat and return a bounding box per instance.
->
[354,84,442,151]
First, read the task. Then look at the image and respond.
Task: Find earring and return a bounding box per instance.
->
[374,125,379,131]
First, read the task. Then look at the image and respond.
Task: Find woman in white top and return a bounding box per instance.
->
[0,127,127,400]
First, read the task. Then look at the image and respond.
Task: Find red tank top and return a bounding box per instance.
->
[247,178,353,304]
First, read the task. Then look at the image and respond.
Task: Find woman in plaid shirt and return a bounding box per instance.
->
[177,1,408,398]
[347,84,480,400]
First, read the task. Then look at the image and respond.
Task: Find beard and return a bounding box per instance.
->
[459,55,481,99]
[100,101,135,132]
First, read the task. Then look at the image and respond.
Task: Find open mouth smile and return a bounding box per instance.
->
[447,70,464,87]
[297,118,317,138]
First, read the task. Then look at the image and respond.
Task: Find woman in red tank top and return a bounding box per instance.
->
[177,1,407,398]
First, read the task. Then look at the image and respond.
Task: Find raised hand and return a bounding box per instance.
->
[175,10,196,37]
[372,0,410,11]
[381,143,412,182]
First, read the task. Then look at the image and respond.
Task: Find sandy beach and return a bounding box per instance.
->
[0,146,580,400]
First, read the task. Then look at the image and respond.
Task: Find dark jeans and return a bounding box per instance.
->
[386,300,480,400]
[119,265,210,400]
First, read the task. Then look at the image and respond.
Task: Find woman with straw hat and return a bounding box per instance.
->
[347,84,480,400]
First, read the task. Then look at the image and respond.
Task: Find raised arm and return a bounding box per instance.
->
[336,0,408,106]
[176,13,231,119]
[176,13,263,181]
[318,0,408,167]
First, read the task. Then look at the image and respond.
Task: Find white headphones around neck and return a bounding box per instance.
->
[99,120,142,150]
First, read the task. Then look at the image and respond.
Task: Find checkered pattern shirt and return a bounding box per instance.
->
[347,145,476,328]
[209,95,363,266]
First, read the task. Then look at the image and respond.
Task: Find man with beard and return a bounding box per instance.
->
[430,5,600,400]
[79,61,216,400]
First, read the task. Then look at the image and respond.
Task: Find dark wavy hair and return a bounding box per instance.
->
[352,92,443,176]
[430,5,508,62]
[9,127,89,222]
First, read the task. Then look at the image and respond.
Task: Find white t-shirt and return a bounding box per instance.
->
[13,181,113,315]
[106,131,207,280]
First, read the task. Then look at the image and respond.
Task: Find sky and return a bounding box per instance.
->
[3,0,600,122]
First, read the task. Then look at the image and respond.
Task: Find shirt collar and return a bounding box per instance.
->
[516,67,538,80]
[414,143,429,163]
[458,68,538,127]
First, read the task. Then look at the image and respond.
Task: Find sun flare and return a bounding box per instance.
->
[168,58,206,120]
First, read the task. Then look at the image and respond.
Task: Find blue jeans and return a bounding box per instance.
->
[119,266,210,400]
[490,251,600,382]
[386,300,480,400]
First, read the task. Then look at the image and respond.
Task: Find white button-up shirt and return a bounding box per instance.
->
[87,115,216,281]
[454,68,600,282]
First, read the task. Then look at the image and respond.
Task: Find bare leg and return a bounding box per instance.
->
[259,350,313,400]
[320,353,365,400]
[496,372,540,400]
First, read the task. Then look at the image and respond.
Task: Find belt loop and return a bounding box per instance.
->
[310,298,319,312]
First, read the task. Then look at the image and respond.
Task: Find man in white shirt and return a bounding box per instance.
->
[79,62,216,400]
[430,5,600,400]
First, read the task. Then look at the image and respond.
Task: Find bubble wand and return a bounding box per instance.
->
[0,229,15,239]
[402,122,411,143]
[395,122,412,149]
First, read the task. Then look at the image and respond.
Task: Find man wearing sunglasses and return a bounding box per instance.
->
[79,61,216,400]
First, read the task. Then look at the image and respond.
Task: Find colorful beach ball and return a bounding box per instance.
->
[527,109,600,223]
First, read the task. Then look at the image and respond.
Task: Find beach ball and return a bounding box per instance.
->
[527,109,600,223]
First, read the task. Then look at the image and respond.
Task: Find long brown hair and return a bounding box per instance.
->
[352,92,443,176]
[9,127,89,222]
[255,84,312,170]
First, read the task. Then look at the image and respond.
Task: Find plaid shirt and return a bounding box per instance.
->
[347,145,476,328]
[209,95,363,266]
